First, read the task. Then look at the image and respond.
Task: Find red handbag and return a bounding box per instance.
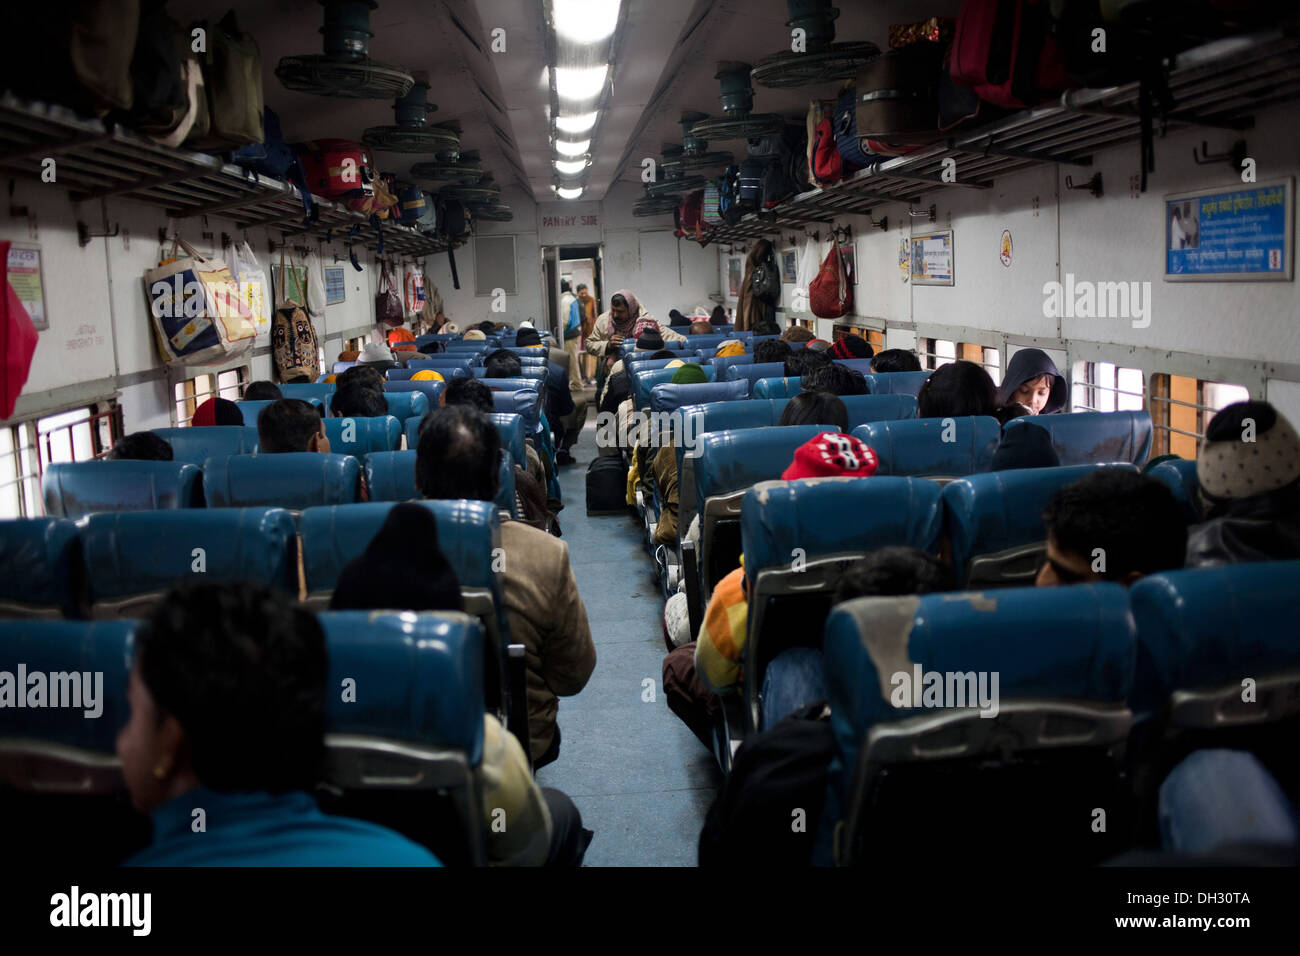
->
[809,238,854,319]
[375,262,403,328]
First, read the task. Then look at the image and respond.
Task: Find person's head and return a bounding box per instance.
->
[329,502,464,613]
[801,363,868,396]
[871,348,922,373]
[1037,469,1186,587]
[834,546,954,604]
[752,318,780,337]
[577,284,589,297]
[689,320,713,335]
[779,390,849,432]
[243,381,282,401]
[1196,401,1300,512]
[463,329,487,342]
[116,582,326,813]
[410,369,445,383]
[484,349,523,378]
[478,320,496,334]
[358,341,394,365]
[781,325,815,343]
[784,349,833,378]
[990,422,1061,470]
[715,340,745,358]
[635,328,664,352]
[781,431,878,480]
[710,306,727,326]
[668,309,685,325]
[337,365,384,392]
[330,382,388,418]
[561,279,572,294]
[109,432,174,461]
[257,399,329,454]
[670,363,707,385]
[754,339,793,364]
[996,348,1066,415]
[996,402,1034,425]
[806,339,831,352]
[650,349,675,360]
[440,376,494,413]
[192,397,242,427]
[828,337,873,361]
[610,293,631,324]
[415,405,501,502]
[917,361,997,419]
[514,327,542,348]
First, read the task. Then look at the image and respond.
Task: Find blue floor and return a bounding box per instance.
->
[535,409,722,866]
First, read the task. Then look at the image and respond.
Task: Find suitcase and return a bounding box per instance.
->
[950,0,1071,110]
[298,139,373,199]
[737,159,766,211]
[853,45,947,144]
[833,87,876,168]
[586,456,629,516]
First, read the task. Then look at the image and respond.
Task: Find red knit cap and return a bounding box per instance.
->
[830,337,872,360]
[782,432,878,480]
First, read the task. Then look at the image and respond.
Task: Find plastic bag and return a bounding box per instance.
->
[228,240,270,340]
[790,239,821,313]
[304,251,327,319]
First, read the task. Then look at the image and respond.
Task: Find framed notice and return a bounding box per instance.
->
[324,266,346,304]
[270,265,308,309]
[1165,178,1293,281]
[781,249,797,283]
[839,242,857,285]
[911,230,954,286]
[728,258,742,297]
[7,243,47,329]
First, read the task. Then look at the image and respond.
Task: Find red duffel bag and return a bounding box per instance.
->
[809,238,853,319]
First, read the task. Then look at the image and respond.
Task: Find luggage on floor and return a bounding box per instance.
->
[586,456,630,516]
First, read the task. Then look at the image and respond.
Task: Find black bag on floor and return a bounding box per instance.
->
[586,456,628,516]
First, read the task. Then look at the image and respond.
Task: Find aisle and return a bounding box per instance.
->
[535,411,722,866]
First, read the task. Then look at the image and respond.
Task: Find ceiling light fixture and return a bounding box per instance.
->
[553,0,620,44]
[555,186,584,200]
[554,158,588,175]
[554,138,591,156]
[555,112,598,134]
[555,65,608,102]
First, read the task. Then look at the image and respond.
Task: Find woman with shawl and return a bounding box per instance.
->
[583,289,686,401]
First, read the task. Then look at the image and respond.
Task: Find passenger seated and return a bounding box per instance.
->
[995,348,1066,415]
[336,365,385,392]
[754,339,792,364]
[243,381,283,401]
[109,432,174,461]
[1036,468,1186,586]
[485,349,523,379]
[780,325,815,343]
[191,397,242,426]
[829,336,873,360]
[806,339,831,352]
[1185,401,1300,567]
[752,318,780,337]
[689,320,713,335]
[801,362,868,396]
[257,399,330,454]
[118,582,440,866]
[916,360,998,419]
[989,420,1061,470]
[328,502,588,866]
[415,406,595,767]
[778,390,849,432]
[437,379,547,490]
[715,339,746,358]
[784,350,832,378]
[330,382,387,418]
[710,306,728,327]
[871,348,922,373]
[649,364,711,547]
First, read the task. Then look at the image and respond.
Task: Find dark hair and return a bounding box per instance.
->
[872,349,922,373]
[258,399,324,454]
[329,502,464,614]
[415,405,501,502]
[752,318,781,337]
[668,309,685,323]
[710,306,727,325]
[561,279,572,294]
[478,320,497,333]
[834,547,954,604]
[995,402,1034,426]
[514,328,542,348]
[441,377,494,414]
[779,390,848,432]
[331,382,388,418]
[418,340,444,355]
[780,325,815,343]
[243,381,283,401]
[109,432,174,461]
[337,365,385,392]
[917,361,997,419]
[802,363,867,396]
[754,339,792,364]
[138,582,326,792]
[1042,469,1187,580]
[651,349,675,360]
[484,349,523,378]
[784,349,832,378]
[576,284,588,293]
[611,293,628,309]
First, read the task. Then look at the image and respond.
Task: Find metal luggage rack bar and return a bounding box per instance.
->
[0,93,451,257]
[695,26,1300,245]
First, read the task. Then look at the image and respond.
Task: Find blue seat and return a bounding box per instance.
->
[471,366,545,382]
[725,362,786,392]
[853,416,1001,478]
[685,334,736,351]
[633,365,718,409]
[709,352,753,375]
[479,377,542,392]
[42,461,203,518]
[149,426,260,465]
[364,451,517,518]
[322,415,401,456]
[384,379,445,411]
[490,388,541,434]
[752,377,801,399]
[742,476,945,732]
[1003,410,1153,466]
[649,380,748,413]
[202,453,361,510]
[318,610,488,866]
[675,399,793,488]
[401,412,527,466]
[235,398,322,426]
[942,463,1138,588]
[0,518,87,618]
[824,584,1136,866]
[500,348,548,362]
[79,508,297,617]
[278,383,336,404]
[861,370,931,396]
[841,394,919,429]
[1147,457,1200,523]
[382,391,430,426]
[399,359,472,376]
[624,354,704,371]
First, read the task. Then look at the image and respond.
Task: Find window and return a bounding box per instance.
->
[831,326,883,351]
[1072,362,1146,414]
[345,335,366,354]
[920,337,956,370]
[174,367,249,425]
[922,339,999,382]
[1149,374,1250,458]
[0,402,120,519]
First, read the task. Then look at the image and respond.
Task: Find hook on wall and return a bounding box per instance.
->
[1065,173,1104,198]
[832,223,856,242]
[1192,139,1248,168]
[77,220,119,247]
[908,203,938,223]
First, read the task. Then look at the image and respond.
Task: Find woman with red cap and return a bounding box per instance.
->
[190,397,242,427]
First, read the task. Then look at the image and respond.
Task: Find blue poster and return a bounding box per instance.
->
[324,266,346,304]
[1165,179,1293,281]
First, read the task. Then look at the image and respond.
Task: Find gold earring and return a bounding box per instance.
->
[152,764,168,780]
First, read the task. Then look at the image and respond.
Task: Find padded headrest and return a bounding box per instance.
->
[1003,411,1153,466]
[402,358,472,373]
[752,377,801,399]
[710,354,755,377]
[634,365,718,408]
[151,426,259,465]
[490,388,541,433]
[319,611,486,766]
[81,508,298,603]
[0,619,135,752]
[1146,458,1199,523]
[742,477,944,577]
[624,353,705,371]
[500,349,548,361]
[279,383,336,404]
[384,379,445,409]
[694,425,827,504]
[834,359,877,377]
[852,416,1001,477]
[479,378,542,392]
[1129,561,1300,713]
[682,397,790,437]
[841,394,919,428]
[650,380,749,413]
[42,461,203,518]
[382,391,430,423]
[202,453,361,509]
[686,334,737,349]
[236,398,322,426]
[725,363,786,390]
[365,451,516,517]
[0,518,86,617]
[861,370,930,396]
[333,361,357,374]
[322,415,402,456]
[490,413,528,468]
[471,366,545,381]
[942,463,1137,585]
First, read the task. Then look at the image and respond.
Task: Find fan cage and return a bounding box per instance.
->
[275,55,414,99]
[361,126,461,156]
[751,43,881,88]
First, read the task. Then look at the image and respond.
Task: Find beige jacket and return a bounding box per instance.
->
[585,312,687,358]
[480,714,551,866]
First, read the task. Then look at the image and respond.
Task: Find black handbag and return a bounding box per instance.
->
[751,249,781,303]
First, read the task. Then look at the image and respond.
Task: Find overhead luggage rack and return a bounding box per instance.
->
[694,26,1300,245]
[0,93,451,257]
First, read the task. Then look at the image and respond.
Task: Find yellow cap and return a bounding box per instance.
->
[411,370,445,382]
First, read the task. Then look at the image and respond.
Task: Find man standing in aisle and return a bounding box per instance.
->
[560,280,583,395]
[577,283,597,385]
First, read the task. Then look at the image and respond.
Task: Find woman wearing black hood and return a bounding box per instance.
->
[996,348,1067,415]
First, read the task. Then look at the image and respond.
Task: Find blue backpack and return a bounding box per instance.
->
[230,107,314,222]
[833,87,875,168]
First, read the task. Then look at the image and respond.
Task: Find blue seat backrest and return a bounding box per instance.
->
[686,334,735,350]
[1129,561,1300,716]
[634,365,717,408]
[319,612,486,766]
[1147,458,1200,523]
[710,353,755,378]
[203,453,361,509]
[861,370,931,396]
[150,426,260,465]
[402,358,473,374]
[853,416,1001,477]
[0,619,135,753]
[682,398,789,438]
[752,377,801,399]
[0,518,86,618]
[694,425,828,506]
[841,394,919,429]
[479,377,542,392]
[384,379,445,410]
[403,412,528,464]
[501,348,548,361]
[650,380,748,413]
[382,390,430,425]
[365,451,517,517]
[1004,410,1153,466]
[322,415,401,456]
[333,361,357,374]
[726,363,786,391]
[236,398,322,426]
[278,383,336,403]
[624,354,704,372]
[942,463,1138,587]
[42,461,203,518]
[80,508,298,608]
[471,366,545,382]
[490,388,541,433]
